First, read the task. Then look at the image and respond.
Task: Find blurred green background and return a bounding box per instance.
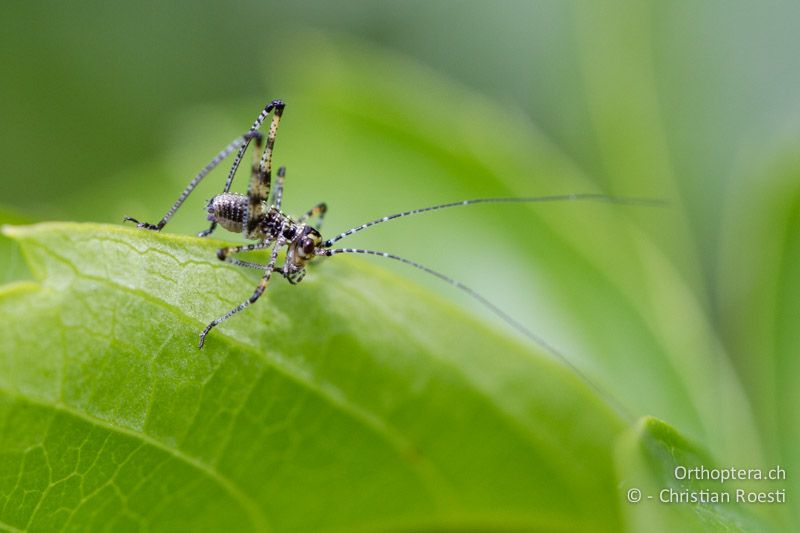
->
[1,1,799,531]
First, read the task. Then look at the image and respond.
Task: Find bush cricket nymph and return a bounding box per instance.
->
[124,99,661,350]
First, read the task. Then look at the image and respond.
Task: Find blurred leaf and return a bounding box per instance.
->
[616,417,779,533]
[1,222,631,531]
[719,151,800,526]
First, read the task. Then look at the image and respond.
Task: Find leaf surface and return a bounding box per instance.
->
[616,417,779,533]
[1,222,629,531]
[719,152,800,527]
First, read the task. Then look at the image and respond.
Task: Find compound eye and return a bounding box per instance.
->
[301,238,316,256]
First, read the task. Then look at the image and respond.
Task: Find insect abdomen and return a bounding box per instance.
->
[208,193,248,234]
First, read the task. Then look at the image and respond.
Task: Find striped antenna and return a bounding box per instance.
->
[324,193,666,246]
[320,246,632,419]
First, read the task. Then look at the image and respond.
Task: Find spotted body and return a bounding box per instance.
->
[206,191,322,284]
[208,192,299,243]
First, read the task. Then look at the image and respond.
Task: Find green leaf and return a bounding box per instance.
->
[0,208,33,285]
[616,417,780,532]
[719,151,800,527]
[0,222,632,531]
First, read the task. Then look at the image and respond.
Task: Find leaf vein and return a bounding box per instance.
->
[0,388,270,533]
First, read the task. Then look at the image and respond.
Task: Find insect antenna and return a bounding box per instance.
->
[318,246,633,419]
[320,193,665,408]
[320,247,547,344]
[324,193,665,247]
